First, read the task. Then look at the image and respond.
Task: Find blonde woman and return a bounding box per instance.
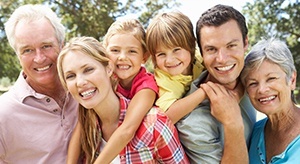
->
[57,36,189,164]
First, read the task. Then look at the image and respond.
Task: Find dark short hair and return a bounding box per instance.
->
[196,4,248,53]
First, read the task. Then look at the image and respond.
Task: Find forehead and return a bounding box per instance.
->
[63,50,96,66]
[15,19,57,49]
[108,33,142,48]
[200,20,243,47]
[247,60,282,78]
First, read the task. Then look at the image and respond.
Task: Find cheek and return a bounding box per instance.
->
[66,82,77,96]
[246,89,257,105]
[155,59,164,68]
[203,57,212,68]
[49,48,60,60]
[108,55,118,63]
[19,57,32,68]
[246,88,255,98]
[179,53,191,63]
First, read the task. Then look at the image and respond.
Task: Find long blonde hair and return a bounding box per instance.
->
[57,36,116,163]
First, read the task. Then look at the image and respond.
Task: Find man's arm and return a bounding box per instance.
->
[201,81,248,164]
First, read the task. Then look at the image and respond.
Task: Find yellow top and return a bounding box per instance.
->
[155,53,204,111]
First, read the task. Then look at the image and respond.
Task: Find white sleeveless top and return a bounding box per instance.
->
[100,138,121,164]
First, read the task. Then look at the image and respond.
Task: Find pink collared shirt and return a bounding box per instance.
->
[0,72,78,164]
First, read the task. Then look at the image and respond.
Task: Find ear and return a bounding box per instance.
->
[290,71,297,90]
[243,36,249,51]
[106,60,114,77]
[142,51,150,64]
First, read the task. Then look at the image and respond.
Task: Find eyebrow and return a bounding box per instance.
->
[64,63,89,74]
[227,39,239,45]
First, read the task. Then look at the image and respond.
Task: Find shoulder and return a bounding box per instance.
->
[0,90,18,115]
[251,118,267,141]
[253,118,268,130]
[176,101,221,139]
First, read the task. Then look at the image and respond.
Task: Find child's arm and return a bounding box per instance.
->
[67,121,82,164]
[94,89,156,164]
[166,87,206,124]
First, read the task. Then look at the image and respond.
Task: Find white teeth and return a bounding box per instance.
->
[167,62,181,68]
[118,65,130,69]
[259,96,276,102]
[81,89,95,97]
[217,64,234,71]
[37,65,50,71]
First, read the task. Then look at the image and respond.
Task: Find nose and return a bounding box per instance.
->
[33,49,46,63]
[216,48,228,63]
[117,51,127,61]
[166,54,175,64]
[76,76,88,87]
[257,82,270,94]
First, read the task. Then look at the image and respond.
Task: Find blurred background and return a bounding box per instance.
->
[0,0,299,106]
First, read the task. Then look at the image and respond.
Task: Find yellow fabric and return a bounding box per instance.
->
[155,69,192,112]
[193,49,205,80]
[155,51,204,112]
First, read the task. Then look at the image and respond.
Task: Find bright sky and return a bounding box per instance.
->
[118,0,253,27]
[171,0,253,26]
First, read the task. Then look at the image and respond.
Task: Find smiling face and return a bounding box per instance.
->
[62,50,113,109]
[15,18,61,88]
[200,19,248,89]
[155,46,192,76]
[245,60,296,115]
[106,33,145,88]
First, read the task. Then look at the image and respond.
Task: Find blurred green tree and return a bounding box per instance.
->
[0,0,180,81]
[243,0,300,84]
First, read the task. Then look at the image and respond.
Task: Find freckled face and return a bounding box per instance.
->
[245,60,296,115]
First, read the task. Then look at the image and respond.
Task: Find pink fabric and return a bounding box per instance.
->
[116,67,159,99]
[0,72,78,164]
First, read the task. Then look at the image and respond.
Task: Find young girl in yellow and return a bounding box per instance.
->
[146,11,206,123]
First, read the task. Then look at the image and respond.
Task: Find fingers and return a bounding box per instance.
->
[200,81,229,100]
[200,81,242,125]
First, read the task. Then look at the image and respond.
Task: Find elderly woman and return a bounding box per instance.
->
[241,38,300,163]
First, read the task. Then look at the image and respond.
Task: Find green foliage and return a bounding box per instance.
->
[0,77,11,87]
[0,0,180,82]
[242,0,300,86]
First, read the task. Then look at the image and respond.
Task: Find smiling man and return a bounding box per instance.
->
[0,4,78,163]
[176,4,257,164]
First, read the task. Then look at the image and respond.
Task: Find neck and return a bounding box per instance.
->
[205,73,238,90]
[94,91,120,140]
[26,76,66,107]
[267,104,300,131]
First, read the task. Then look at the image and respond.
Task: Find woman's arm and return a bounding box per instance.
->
[166,87,206,124]
[94,89,156,164]
[67,121,82,164]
